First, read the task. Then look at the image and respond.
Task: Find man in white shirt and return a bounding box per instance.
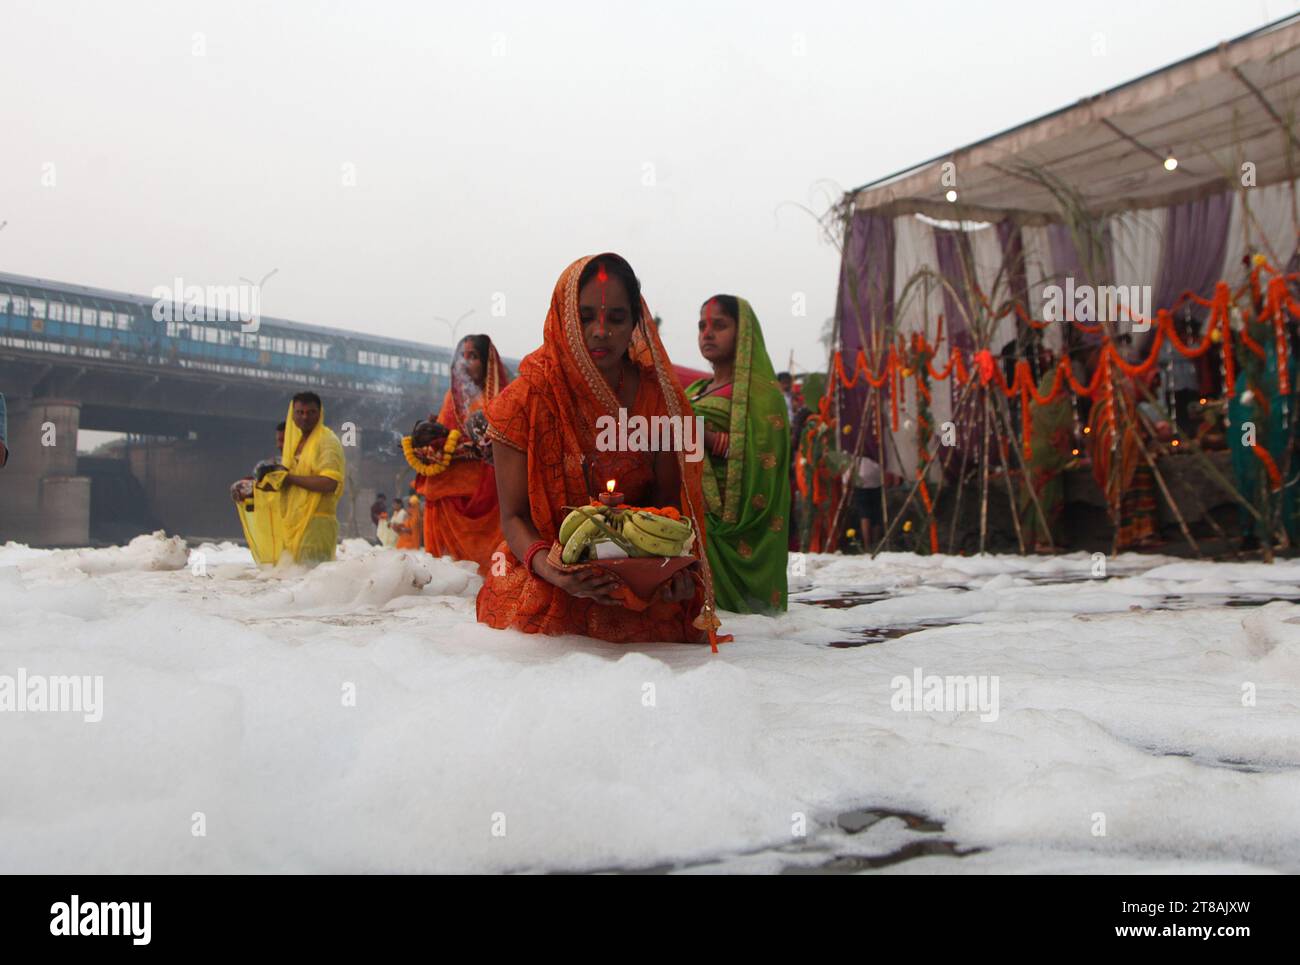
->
[849,453,884,551]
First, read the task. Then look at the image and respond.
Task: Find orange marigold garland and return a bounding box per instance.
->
[402,429,462,476]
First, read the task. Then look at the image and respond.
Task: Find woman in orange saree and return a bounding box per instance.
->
[1088,365,1169,551]
[476,253,723,644]
[412,334,511,573]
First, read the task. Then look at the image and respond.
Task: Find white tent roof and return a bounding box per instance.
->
[850,14,1300,224]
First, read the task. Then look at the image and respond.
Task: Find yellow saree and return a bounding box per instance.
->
[241,402,346,565]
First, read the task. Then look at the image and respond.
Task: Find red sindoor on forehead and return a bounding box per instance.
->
[596,262,609,336]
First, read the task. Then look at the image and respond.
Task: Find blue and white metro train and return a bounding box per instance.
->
[0,270,453,396]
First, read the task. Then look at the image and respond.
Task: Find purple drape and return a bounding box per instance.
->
[1045,222,1109,347]
[933,227,992,471]
[997,219,1029,311]
[1046,223,1083,290]
[834,211,894,459]
[934,228,974,353]
[1154,191,1232,322]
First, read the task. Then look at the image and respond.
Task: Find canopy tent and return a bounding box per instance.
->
[848,14,1300,224]
[832,13,1300,480]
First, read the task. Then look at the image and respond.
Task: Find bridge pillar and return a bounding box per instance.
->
[0,398,91,546]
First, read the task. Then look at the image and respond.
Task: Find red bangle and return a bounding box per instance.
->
[522,539,550,575]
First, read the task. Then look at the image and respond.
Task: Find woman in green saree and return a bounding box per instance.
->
[687,295,790,613]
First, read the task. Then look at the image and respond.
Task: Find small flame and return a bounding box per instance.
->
[606,479,616,493]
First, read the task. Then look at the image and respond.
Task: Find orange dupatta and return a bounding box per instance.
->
[475,253,726,646]
[416,336,511,572]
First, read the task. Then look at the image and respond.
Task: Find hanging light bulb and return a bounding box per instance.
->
[945,189,958,202]
[1163,151,1178,171]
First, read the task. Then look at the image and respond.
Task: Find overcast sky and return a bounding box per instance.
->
[2,0,1294,378]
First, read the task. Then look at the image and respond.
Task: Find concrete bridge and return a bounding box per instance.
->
[0,270,460,546]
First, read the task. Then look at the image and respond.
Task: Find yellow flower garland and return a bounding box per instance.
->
[403,428,461,476]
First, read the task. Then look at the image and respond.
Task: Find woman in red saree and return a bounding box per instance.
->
[476,253,722,644]
[412,334,511,573]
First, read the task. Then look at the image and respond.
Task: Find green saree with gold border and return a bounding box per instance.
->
[687,298,790,613]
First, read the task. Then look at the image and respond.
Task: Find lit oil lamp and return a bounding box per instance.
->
[599,478,624,507]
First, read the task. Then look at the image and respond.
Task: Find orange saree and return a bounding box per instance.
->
[475,254,721,644]
[414,337,510,573]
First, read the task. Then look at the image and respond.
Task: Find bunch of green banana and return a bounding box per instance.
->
[620,511,694,557]
[559,506,606,563]
[557,506,635,564]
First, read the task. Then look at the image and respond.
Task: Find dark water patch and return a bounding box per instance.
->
[554,805,974,874]
[785,805,983,872]
[782,838,986,873]
[827,621,961,648]
[1134,593,1300,613]
[837,807,944,834]
[1139,743,1299,774]
[1221,595,1300,608]
[800,591,892,609]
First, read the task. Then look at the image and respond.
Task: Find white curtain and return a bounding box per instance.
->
[893,214,940,337]
[968,222,1017,351]
[1222,179,1300,282]
[1021,225,1059,353]
[1109,207,1167,289]
[892,214,940,479]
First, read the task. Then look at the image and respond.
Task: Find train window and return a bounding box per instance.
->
[273,337,284,353]
[117,312,131,329]
[101,310,116,328]
[31,299,46,318]
[50,302,64,321]
[311,343,322,358]
[205,328,218,343]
